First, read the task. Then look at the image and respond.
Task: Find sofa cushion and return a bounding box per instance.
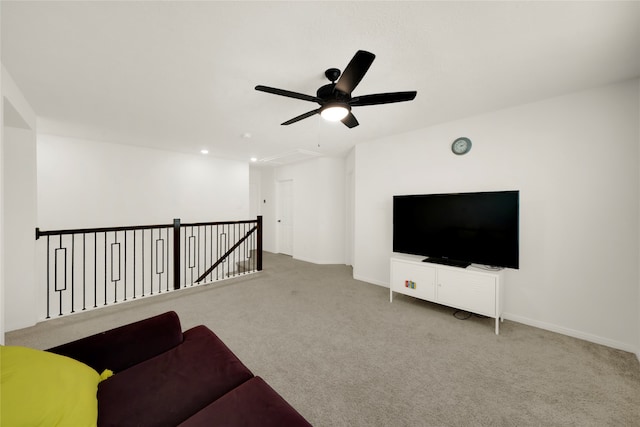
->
[48,311,184,373]
[178,376,312,427]
[97,325,254,427]
[0,345,101,426]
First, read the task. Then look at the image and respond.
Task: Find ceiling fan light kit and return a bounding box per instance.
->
[255,50,417,128]
[320,103,350,121]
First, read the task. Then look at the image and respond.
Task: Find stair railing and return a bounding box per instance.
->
[35,216,262,319]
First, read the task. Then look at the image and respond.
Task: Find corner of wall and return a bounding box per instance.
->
[1,68,4,345]
[1,63,39,336]
[637,77,640,363]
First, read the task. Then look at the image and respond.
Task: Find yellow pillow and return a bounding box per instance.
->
[1,345,100,427]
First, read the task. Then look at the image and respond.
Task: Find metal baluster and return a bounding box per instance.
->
[94,232,98,308]
[56,235,65,316]
[82,233,86,311]
[150,229,154,295]
[104,232,107,306]
[155,230,164,293]
[112,231,118,303]
[124,230,127,301]
[71,235,75,313]
[46,235,50,319]
[133,230,137,299]
[166,227,170,292]
[216,225,220,281]
[203,225,207,282]
[140,230,144,297]
[184,227,187,286]
[197,225,201,281]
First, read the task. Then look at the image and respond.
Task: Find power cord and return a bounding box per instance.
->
[453,309,472,320]
[453,309,488,320]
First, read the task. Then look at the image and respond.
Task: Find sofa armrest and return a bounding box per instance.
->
[47,311,184,373]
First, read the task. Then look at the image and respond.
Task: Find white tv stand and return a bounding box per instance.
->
[390,254,505,334]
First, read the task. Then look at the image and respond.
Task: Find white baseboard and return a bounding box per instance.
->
[292,256,346,265]
[504,312,638,354]
[353,274,388,288]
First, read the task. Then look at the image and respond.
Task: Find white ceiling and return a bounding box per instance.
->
[2,1,639,165]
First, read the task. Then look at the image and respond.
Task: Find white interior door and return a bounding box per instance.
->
[277,180,293,255]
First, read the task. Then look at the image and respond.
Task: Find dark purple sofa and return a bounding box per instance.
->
[47,311,311,427]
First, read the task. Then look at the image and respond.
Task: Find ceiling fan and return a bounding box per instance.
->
[255,50,417,128]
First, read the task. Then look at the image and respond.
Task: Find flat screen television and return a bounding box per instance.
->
[393,190,519,269]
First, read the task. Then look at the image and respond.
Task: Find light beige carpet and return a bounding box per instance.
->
[7,252,640,426]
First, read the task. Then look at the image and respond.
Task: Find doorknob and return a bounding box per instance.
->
[278,220,281,223]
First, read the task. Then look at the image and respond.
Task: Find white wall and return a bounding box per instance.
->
[4,128,37,331]
[345,149,355,266]
[354,79,640,352]
[37,135,249,229]
[265,157,346,264]
[2,65,38,334]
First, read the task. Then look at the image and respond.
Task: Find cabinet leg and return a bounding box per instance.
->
[389,290,393,303]
[495,318,499,335]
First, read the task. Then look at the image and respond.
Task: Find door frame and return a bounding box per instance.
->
[276,179,293,256]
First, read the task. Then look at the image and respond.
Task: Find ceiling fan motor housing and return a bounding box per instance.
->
[317,83,351,103]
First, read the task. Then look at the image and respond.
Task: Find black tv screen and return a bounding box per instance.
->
[393,190,519,269]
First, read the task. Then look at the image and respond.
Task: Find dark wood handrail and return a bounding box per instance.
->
[36,219,257,239]
[36,223,171,239]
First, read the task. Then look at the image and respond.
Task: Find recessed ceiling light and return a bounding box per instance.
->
[250,157,258,162]
[200,149,209,154]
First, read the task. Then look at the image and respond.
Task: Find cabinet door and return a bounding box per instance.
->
[390,261,436,301]
[437,269,496,317]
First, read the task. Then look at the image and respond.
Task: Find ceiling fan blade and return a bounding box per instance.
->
[281,109,320,125]
[341,112,359,128]
[255,85,321,103]
[350,91,417,106]
[334,50,375,95]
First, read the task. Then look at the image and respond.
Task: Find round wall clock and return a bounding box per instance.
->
[451,137,472,155]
